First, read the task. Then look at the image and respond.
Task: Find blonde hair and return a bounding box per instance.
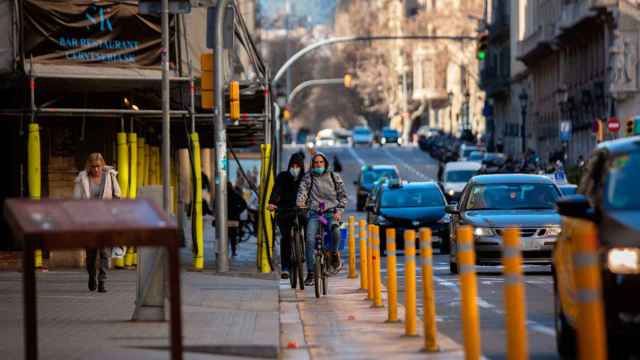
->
[85,152,106,173]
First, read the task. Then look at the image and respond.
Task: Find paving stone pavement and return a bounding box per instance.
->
[0,215,280,360]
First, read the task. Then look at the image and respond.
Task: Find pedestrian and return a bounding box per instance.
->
[268,151,305,279]
[332,154,343,173]
[227,182,247,256]
[73,153,122,293]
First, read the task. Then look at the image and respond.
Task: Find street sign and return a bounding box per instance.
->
[607,116,620,132]
[559,120,572,142]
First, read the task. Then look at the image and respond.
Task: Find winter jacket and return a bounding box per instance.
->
[269,152,305,209]
[296,152,348,214]
[72,166,122,200]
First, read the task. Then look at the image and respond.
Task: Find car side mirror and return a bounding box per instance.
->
[556,195,594,220]
[445,204,459,215]
[353,181,359,186]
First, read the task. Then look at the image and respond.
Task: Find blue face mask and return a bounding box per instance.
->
[312,167,325,175]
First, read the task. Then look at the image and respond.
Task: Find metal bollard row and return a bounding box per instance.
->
[348,216,357,279]
[359,219,368,290]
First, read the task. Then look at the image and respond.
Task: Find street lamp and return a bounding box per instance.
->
[518,88,528,154]
[448,91,454,134]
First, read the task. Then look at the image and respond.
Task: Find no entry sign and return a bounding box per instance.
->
[608,117,620,132]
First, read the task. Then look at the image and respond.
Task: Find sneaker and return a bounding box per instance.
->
[281,271,289,280]
[97,281,107,293]
[88,276,97,292]
[331,252,343,272]
[304,272,315,286]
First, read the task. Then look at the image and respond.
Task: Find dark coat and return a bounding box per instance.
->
[269,152,305,209]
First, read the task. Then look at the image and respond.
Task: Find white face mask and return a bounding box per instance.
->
[289,167,301,177]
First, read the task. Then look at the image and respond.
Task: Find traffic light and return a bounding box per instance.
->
[626,118,635,136]
[229,80,240,121]
[344,74,353,88]
[282,107,291,122]
[477,32,488,61]
[201,53,214,109]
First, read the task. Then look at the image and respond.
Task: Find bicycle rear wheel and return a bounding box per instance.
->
[289,229,297,289]
[314,257,321,298]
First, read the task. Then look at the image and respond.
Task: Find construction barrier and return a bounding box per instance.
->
[502,228,528,360]
[385,228,399,323]
[359,219,368,290]
[348,216,357,279]
[573,221,606,360]
[420,228,439,352]
[372,225,383,308]
[257,144,275,273]
[367,224,374,300]
[190,133,204,270]
[457,225,481,360]
[404,229,417,336]
[143,143,151,185]
[27,123,43,269]
[114,132,129,269]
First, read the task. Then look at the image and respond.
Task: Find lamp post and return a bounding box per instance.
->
[448,91,454,135]
[518,88,528,154]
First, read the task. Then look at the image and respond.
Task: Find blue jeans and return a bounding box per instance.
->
[305,211,341,272]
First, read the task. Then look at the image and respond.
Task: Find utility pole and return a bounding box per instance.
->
[285,0,292,95]
[161,0,170,213]
[214,0,230,272]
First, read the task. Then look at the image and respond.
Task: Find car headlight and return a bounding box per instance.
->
[607,248,640,274]
[381,138,387,144]
[473,227,494,237]
[447,189,456,196]
[546,226,562,236]
[376,215,392,226]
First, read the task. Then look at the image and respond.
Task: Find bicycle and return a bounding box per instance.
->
[281,208,306,290]
[312,203,340,298]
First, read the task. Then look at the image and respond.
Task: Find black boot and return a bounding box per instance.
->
[304,272,315,286]
[88,276,97,292]
[98,281,106,293]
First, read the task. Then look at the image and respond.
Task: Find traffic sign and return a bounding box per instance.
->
[607,117,620,133]
[559,121,572,142]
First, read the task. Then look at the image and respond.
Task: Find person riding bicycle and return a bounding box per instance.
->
[296,152,348,286]
[268,151,306,279]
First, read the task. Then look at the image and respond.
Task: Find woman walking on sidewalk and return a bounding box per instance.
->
[73,153,122,293]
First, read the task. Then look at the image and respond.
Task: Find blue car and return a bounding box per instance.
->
[371,181,450,253]
[380,127,401,146]
[354,165,400,211]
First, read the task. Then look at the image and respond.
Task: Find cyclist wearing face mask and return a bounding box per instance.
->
[296,152,348,285]
[269,151,306,279]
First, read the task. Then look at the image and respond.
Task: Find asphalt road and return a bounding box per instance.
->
[283,143,558,360]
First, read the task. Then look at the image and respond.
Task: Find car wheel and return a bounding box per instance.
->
[440,236,451,255]
[554,280,576,359]
[356,196,365,212]
[449,239,458,274]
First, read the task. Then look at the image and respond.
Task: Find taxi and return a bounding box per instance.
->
[553,136,640,358]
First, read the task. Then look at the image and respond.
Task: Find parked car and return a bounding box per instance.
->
[354,165,400,211]
[480,152,506,174]
[446,174,563,273]
[553,136,640,358]
[441,161,482,202]
[468,150,485,163]
[352,126,374,147]
[380,127,401,146]
[557,184,577,196]
[315,129,336,147]
[371,181,449,253]
[459,144,480,161]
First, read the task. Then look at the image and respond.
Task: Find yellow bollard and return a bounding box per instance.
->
[27,123,43,269]
[191,133,204,270]
[367,224,375,300]
[114,132,129,269]
[143,143,150,185]
[573,222,606,360]
[457,226,481,360]
[128,133,137,199]
[404,230,417,336]
[420,228,439,352]
[348,216,357,279]
[137,138,145,188]
[372,225,383,308]
[359,219,368,290]
[386,228,399,322]
[502,228,528,360]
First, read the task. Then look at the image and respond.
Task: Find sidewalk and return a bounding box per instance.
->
[0,215,280,360]
[280,273,465,360]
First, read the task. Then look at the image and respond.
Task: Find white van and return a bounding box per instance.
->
[442,161,482,201]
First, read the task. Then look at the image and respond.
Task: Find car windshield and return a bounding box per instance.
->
[559,186,577,196]
[445,170,477,183]
[383,129,398,136]
[604,151,640,210]
[463,148,477,157]
[469,152,484,161]
[465,183,561,210]
[381,187,445,208]
[362,169,398,185]
[354,128,371,135]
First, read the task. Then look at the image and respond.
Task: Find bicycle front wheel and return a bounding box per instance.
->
[314,257,321,298]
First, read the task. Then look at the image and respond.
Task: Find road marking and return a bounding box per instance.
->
[381,148,431,180]
[347,146,365,166]
[527,321,556,336]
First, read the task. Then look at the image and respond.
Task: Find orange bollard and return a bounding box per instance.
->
[348,216,357,279]
[404,230,417,336]
[420,228,439,352]
[367,224,374,300]
[457,225,481,360]
[502,228,528,360]
[386,228,399,322]
[573,221,606,360]
[372,225,383,308]
[359,219,368,290]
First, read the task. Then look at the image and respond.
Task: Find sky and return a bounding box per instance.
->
[258,0,337,28]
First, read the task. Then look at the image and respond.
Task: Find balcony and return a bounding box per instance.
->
[556,1,597,35]
[480,66,510,98]
[517,0,560,64]
[488,1,510,42]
